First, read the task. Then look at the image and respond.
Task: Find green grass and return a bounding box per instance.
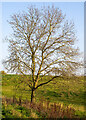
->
[2,103,31,118]
[2,74,86,118]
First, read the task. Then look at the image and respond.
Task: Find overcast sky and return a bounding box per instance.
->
[0,2,84,72]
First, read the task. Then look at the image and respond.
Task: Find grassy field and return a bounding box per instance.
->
[2,74,86,118]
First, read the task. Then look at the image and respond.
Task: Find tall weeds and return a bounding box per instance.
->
[2,96,77,118]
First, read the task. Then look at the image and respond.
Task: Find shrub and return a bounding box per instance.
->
[0,71,6,75]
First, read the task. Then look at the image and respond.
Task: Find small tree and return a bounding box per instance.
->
[0,71,6,75]
[3,5,82,102]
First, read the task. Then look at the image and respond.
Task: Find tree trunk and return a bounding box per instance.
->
[31,89,34,103]
[19,96,22,105]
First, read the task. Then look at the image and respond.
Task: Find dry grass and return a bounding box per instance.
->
[2,96,77,118]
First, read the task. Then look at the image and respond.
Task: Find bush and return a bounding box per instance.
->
[0,71,6,75]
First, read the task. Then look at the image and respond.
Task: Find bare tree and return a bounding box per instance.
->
[3,5,82,102]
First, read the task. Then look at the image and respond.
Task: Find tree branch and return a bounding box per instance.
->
[35,76,59,90]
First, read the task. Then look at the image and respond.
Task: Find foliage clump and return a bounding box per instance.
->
[0,71,6,75]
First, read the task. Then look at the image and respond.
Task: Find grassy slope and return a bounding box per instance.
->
[2,74,86,118]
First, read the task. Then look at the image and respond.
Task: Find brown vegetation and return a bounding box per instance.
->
[2,96,77,118]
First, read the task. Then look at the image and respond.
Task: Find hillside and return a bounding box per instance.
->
[2,74,86,118]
